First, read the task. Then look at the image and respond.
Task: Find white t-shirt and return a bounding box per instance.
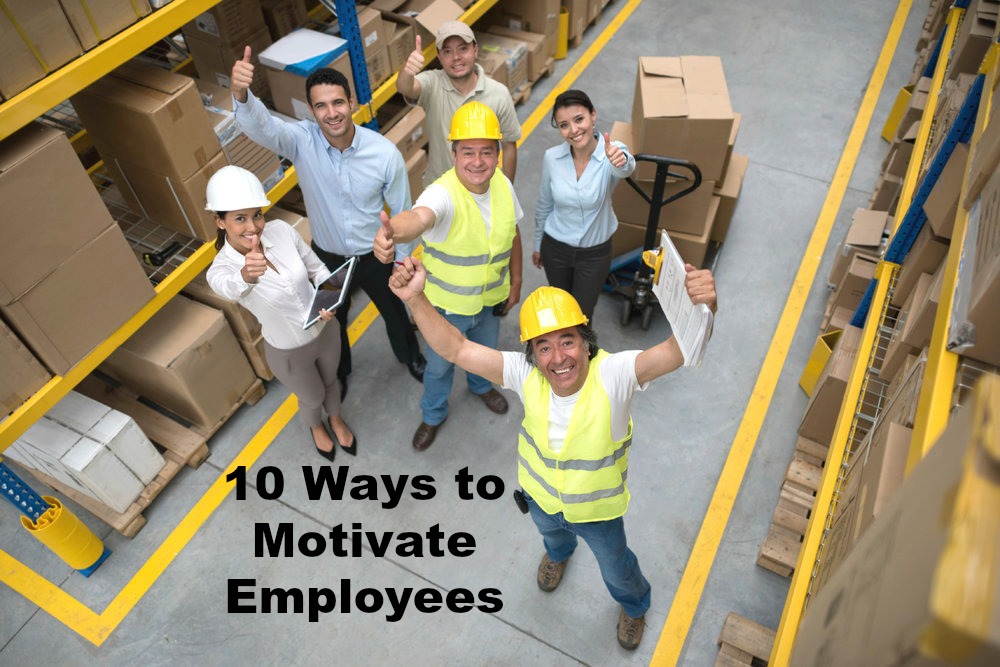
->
[501,350,649,453]
[415,174,524,243]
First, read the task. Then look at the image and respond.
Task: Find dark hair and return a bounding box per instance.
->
[213,212,228,250]
[524,324,599,367]
[550,89,595,128]
[305,68,352,105]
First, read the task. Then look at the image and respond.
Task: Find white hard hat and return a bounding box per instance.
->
[205,165,271,211]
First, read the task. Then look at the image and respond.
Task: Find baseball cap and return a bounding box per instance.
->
[435,21,475,50]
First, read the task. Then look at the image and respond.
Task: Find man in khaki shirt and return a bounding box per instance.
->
[396,21,522,182]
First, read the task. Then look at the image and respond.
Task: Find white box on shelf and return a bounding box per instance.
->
[60,436,144,513]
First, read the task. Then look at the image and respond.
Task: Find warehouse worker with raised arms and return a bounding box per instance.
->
[374,102,523,452]
[387,254,717,650]
[230,46,426,399]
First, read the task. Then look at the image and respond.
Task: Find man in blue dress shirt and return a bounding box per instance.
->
[230,47,426,397]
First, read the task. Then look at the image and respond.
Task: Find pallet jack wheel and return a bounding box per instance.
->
[641,304,654,330]
[620,298,633,326]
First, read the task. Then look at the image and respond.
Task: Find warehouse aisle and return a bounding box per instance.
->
[0,1,923,664]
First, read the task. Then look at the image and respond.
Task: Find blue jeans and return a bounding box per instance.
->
[421,305,501,425]
[526,494,651,618]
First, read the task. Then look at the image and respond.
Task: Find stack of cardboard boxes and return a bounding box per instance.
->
[70,63,229,241]
[0,124,155,386]
[611,56,747,267]
[181,0,274,100]
[259,0,309,42]
[485,0,560,62]
[4,391,165,513]
[1,0,158,101]
[381,104,430,198]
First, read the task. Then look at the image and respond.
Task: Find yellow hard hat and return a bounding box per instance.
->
[448,101,503,141]
[519,286,588,343]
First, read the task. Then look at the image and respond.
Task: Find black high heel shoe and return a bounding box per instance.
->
[311,428,336,461]
[330,417,357,456]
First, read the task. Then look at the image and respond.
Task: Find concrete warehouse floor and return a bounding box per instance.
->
[0,0,924,664]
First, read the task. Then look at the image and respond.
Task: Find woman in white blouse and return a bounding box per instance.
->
[533,90,636,320]
[205,166,355,460]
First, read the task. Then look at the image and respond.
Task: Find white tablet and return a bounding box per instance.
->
[303,256,357,330]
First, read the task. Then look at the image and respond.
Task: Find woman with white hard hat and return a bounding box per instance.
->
[205,166,355,460]
[533,89,635,320]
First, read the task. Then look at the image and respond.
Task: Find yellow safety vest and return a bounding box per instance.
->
[422,168,516,315]
[517,350,633,523]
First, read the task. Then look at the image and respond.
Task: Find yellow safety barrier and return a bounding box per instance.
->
[21,496,107,573]
[556,8,569,60]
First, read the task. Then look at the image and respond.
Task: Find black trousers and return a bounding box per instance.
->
[311,243,421,380]
[540,234,613,321]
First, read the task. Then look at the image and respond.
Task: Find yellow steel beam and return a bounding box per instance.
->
[770,260,896,665]
[0,0,220,140]
[907,44,1000,471]
[892,6,963,237]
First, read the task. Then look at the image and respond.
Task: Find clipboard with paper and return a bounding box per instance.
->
[646,229,714,366]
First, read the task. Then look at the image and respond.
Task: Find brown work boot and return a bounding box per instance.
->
[616,608,645,650]
[412,419,444,451]
[536,553,568,592]
[476,388,509,414]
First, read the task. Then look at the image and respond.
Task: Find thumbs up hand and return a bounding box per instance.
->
[404,35,425,77]
[373,210,397,264]
[242,233,267,283]
[231,45,254,103]
[604,132,626,168]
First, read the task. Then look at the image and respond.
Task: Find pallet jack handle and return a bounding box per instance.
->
[624,155,702,267]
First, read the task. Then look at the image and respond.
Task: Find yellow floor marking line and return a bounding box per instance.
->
[0,0,643,644]
[649,1,912,665]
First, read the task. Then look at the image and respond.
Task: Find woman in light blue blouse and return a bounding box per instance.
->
[533,90,636,319]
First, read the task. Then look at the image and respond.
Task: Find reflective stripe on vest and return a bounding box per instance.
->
[422,168,516,315]
[517,350,633,523]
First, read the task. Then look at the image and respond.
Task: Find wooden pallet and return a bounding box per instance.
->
[511,58,556,107]
[25,376,268,537]
[716,613,775,666]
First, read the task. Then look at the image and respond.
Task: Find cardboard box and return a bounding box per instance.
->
[239,334,273,381]
[406,147,428,200]
[869,172,902,213]
[260,0,308,41]
[561,0,587,41]
[0,124,116,305]
[383,105,428,161]
[100,295,256,430]
[608,120,716,236]
[965,71,1000,205]
[0,0,82,99]
[182,0,266,46]
[478,50,509,90]
[900,268,941,348]
[881,125,916,178]
[611,220,649,259]
[267,205,311,245]
[366,46,392,91]
[893,76,930,142]
[477,32,529,92]
[666,196,718,268]
[71,63,222,181]
[890,224,948,306]
[823,305,854,335]
[182,268,263,342]
[184,26,273,99]
[385,17,415,73]
[104,152,229,241]
[59,0,149,50]
[798,325,861,445]
[790,373,1000,666]
[0,319,50,417]
[799,329,843,397]
[486,26,546,82]
[260,29,352,120]
[828,208,888,287]
[357,6,390,60]
[923,141,968,240]
[712,152,748,243]
[484,0,559,58]
[587,0,601,24]
[946,0,995,80]
[369,0,463,48]
[854,421,912,538]
[1,225,154,375]
[830,253,877,313]
[631,56,735,182]
[719,112,741,183]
